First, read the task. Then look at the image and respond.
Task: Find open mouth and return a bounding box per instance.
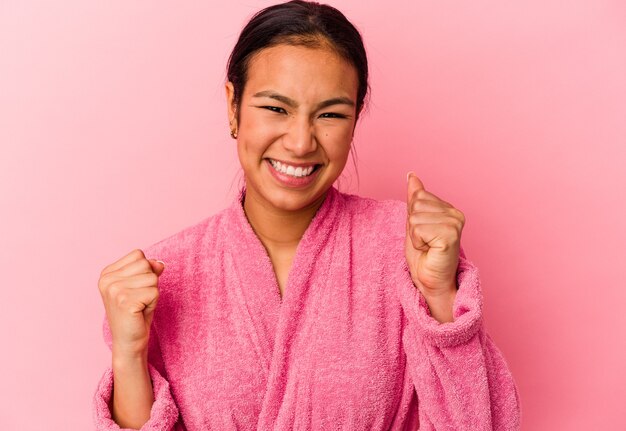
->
[266,158,322,178]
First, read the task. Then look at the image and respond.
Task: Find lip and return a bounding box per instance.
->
[265,157,322,168]
[265,158,322,188]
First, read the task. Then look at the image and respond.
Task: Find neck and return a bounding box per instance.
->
[242,185,329,251]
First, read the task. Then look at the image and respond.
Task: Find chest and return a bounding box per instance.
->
[159,249,408,429]
[154,201,413,429]
[268,250,295,299]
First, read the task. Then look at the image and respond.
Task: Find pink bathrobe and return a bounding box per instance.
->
[93,184,521,430]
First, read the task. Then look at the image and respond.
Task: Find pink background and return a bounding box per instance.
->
[1,1,624,429]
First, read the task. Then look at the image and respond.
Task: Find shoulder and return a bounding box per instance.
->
[339,190,406,242]
[138,202,240,304]
[337,191,410,296]
[140,205,232,272]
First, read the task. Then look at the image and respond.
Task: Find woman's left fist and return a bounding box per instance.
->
[405,172,465,297]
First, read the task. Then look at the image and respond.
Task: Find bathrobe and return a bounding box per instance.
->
[93,184,521,430]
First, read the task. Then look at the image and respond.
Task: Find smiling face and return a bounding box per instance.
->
[225,43,359,213]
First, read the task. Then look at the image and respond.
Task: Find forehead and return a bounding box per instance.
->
[244,44,358,100]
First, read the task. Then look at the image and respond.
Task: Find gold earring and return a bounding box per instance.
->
[229,114,237,138]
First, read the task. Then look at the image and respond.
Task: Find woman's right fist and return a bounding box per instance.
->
[98,249,165,360]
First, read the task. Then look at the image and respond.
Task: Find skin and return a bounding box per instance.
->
[224,43,465,319]
[99,36,465,431]
[405,172,465,323]
[98,250,165,428]
[225,43,359,295]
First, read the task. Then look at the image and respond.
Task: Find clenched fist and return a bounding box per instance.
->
[405,172,464,299]
[98,249,165,360]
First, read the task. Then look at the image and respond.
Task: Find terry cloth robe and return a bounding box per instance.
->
[93,184,521,430]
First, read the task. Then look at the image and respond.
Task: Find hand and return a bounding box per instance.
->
[98,249,166,360]
[405,172,465,298]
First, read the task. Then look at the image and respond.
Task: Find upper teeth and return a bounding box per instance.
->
[269,159,316,177]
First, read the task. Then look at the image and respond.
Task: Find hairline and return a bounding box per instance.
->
[235,34,358,111]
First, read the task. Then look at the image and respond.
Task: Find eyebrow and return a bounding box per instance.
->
[252,90,355,110]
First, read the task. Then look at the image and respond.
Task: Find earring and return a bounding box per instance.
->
[230,128,238,139]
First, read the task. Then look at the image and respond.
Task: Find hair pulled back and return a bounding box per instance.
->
[226,0,369,122]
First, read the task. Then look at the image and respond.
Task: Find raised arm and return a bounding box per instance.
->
[395,248,521,430]
[93,314,184,431]
[93,250,184,430]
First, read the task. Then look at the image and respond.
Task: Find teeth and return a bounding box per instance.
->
[269,159,316,177]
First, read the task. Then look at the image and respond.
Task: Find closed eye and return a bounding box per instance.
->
[319,113,348,119]
[261,106,287,114]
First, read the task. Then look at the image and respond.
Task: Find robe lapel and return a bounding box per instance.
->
[224,184,281,376]
[255,186,342,428]
[225,182,342,428]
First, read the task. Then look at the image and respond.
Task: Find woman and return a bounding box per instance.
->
[93,1,521,429]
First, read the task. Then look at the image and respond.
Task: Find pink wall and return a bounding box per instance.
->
[1,1,624,429]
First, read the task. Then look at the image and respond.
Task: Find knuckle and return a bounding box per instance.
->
[99,266,109,278]
[456,219,464,231]
[99,270,113,282]
[97,277,107,294]
[414,199,428,212]
[115,293,129,307]
[450,215,464,231]
[411,225,421,238]
[107,282,122,299]
[453,208,465,222]
[138,258,152,272]
[445,223,460,237]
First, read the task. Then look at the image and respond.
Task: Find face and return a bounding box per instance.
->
[225,43,359,213]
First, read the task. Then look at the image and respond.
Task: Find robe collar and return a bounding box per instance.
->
[220,182,346,424]
[227,182,342,288]
[221,181,343,369]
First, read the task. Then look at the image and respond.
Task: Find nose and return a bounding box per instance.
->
[282,115,317,156]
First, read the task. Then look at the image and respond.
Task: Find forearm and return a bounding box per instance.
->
[422,286,457,323]
[111,353,155,429]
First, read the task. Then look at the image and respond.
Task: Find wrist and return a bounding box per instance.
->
[421,287,457,323]
[416,277,457,298]
[112,349,148,370]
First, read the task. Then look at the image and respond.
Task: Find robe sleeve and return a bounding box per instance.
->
[394,245,522,430]
[92,314,185,431]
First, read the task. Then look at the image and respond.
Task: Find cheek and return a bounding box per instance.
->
[241,112,285,143]
[317,124,353,153]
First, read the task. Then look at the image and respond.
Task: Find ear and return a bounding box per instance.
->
[225,81,237,125]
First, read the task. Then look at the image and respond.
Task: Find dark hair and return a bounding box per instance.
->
[226,0,369,123]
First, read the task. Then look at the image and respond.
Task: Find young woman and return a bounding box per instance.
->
[94,1,521,429]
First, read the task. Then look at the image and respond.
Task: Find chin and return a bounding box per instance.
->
[267,190,316,209]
